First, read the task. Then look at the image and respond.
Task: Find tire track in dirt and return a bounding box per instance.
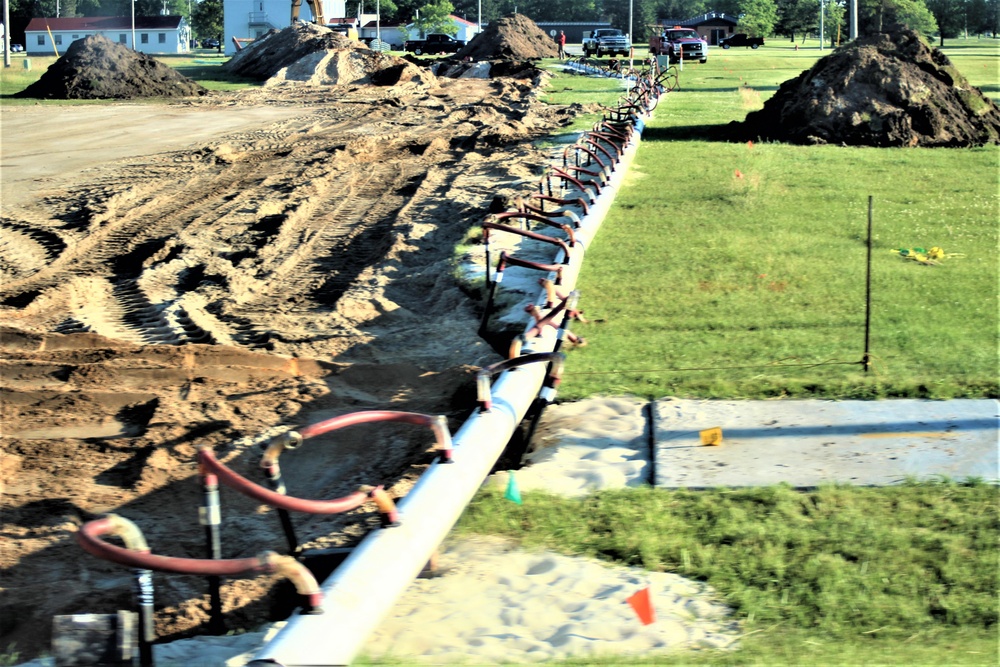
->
[0,76,583,661]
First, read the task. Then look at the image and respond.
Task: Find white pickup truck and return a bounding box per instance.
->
[582,28,631,57]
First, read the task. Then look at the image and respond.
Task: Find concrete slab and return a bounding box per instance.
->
[653,399,999,488]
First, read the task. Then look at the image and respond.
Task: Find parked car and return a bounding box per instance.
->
[582,28,631,58]
[10,43,24,52]
[403,33,465,55]
[719,34,764,49]
[201,38,221,49]
[649,28,707,64]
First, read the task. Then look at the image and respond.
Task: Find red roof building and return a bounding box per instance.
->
[25,16,191,56]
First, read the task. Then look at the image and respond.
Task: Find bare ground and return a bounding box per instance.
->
[0,75,580,660]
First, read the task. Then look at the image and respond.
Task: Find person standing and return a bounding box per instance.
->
[557,30,567,59]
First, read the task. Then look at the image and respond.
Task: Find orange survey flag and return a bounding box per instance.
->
[627,587,656,625]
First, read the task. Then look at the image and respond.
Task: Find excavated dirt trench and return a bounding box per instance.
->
[0,72,581,660]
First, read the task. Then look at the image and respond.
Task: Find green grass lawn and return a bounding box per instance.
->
[556,38,1000,401]
[457,40,999,667]
[455,482,998,667]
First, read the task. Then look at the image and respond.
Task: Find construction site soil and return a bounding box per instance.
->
[0,22,584,660]
[727,26,1000,147]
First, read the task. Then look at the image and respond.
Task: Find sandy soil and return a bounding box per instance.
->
[0,74,581,660]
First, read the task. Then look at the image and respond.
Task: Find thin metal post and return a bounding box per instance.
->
[200,473,226,634]
[863,196,873,373]
[133,568,156,666]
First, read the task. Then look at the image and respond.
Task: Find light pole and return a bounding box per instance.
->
[4,0,11,68]
[131,0,136,51]
[629,0,633,58]
[819,0,825,49]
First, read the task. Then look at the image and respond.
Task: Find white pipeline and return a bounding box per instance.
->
[249,116,649,667]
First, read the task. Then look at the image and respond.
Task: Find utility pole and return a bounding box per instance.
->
[850,0,858,40]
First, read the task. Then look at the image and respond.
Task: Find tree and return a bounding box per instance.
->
[192,0,222,40]
[825,0,846,43]
[776,0,819,41]
[739,0,780,35]
[412,0,457,36]
[892,0,939,32]
[925,0,966,44]
[857,0,938,35]
[968,0,1000,34]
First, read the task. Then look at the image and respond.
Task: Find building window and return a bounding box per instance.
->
[141,33,149,44]
[158,33,166,43]
[54,35,62,45]
[120,34,127,44]
[37,35,45,45]
[72,34,79,39]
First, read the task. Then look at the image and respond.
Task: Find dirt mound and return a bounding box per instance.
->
[226,22,368,81]
[15,34,206,99]
[456,14,559,61]
[727,27,1000,147]
[267,48,435,87]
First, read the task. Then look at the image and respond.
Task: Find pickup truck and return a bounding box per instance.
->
[720,33,765,49]
[582,28,631,57]
[403,33,465,55]
[648,27,707,64]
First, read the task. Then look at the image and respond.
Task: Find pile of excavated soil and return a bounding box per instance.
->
[15,34,206,99]
[226,22,368,81]
[456,14,559,61]
[727,27,1000,147]
[267,48,434,87]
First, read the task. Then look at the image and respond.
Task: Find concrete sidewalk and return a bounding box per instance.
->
[653,399,999,488]
[511,398,997,496]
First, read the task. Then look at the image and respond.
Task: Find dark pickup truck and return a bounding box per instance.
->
[719,33,764,49]
[403,33,466,55]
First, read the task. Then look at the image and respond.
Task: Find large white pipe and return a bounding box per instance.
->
[249,113,649,667]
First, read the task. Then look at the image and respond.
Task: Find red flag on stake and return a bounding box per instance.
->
[627,587,655,625]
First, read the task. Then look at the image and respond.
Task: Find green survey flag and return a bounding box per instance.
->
[504,471,522,504]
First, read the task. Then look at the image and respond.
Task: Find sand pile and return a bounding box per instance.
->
[267,48,435,87]
[728,26,1000,147]
[15,34,206,99]
[456,13,559,61]
[226,22,368,81]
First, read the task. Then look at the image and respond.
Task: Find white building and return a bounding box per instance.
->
[24,16,191,56]
[224,1,479,54]
[225,0,347,54]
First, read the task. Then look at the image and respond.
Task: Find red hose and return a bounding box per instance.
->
[198,448,368,514]
[501,252,565,281]
[297,410,435,440]
[78,515,322,608]
[484,222,572,259]
[78,516,272,577]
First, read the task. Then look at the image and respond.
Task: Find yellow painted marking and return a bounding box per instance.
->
[700,427,723,446]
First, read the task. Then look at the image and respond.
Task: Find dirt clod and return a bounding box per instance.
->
[727,26,1000,147]
[15,34,207,99]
